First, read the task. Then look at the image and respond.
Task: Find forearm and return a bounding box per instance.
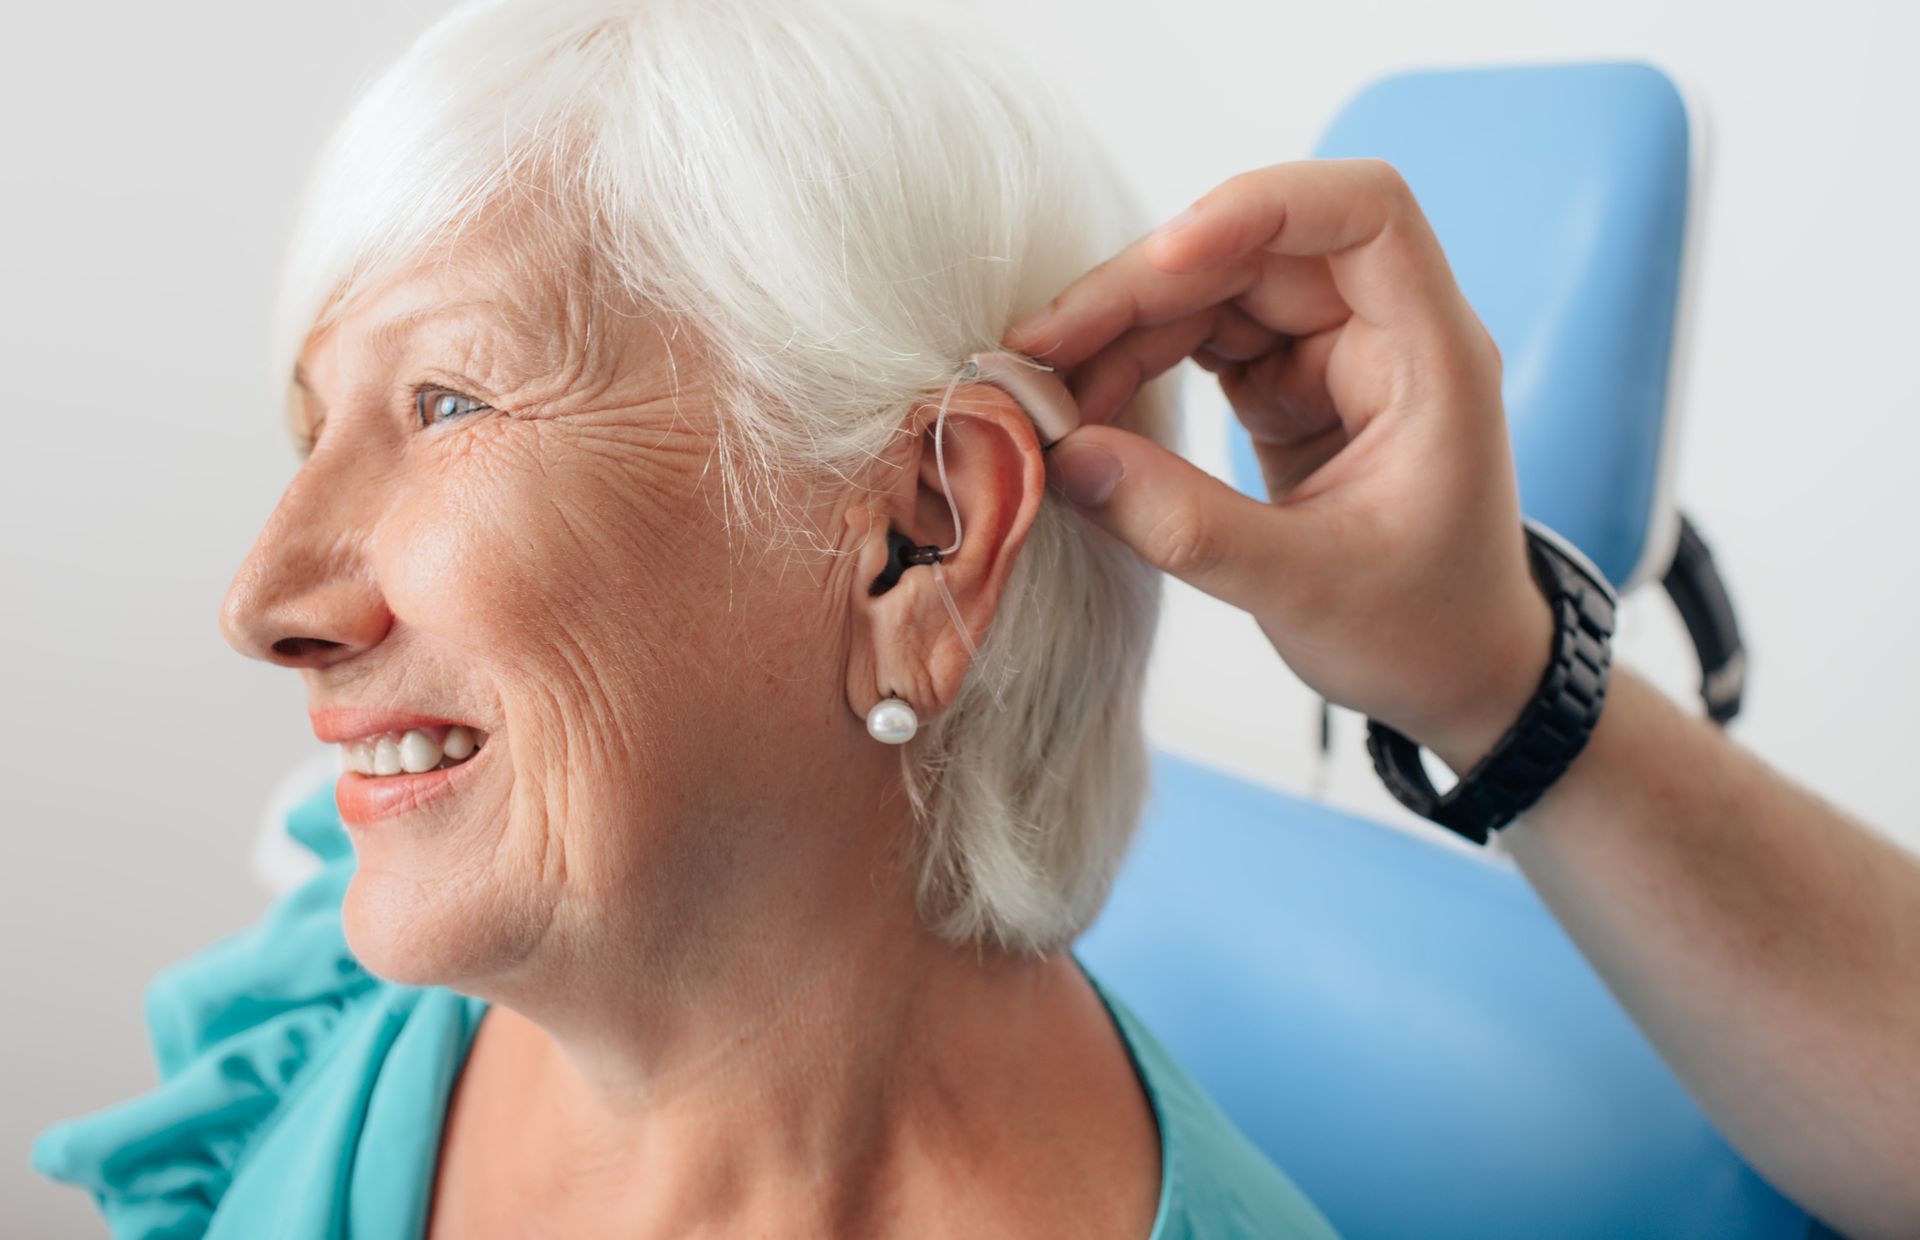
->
[1500,665,1920,1239]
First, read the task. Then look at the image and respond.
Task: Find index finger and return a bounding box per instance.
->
[1005,159,1465,367]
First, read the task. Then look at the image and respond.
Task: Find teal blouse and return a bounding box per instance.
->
[33,786,1338,1239]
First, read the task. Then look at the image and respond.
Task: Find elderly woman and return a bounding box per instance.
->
[40,0,1920,1233]
[31,0,1336,1235]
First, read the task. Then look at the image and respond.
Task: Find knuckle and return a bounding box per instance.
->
[1481,319,1504,375]
[1356,157,1411,200]
[1143,502,1223,577]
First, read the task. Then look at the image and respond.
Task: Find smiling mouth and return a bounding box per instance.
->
[338,725,490,777]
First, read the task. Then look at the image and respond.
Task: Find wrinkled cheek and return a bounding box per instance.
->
[413,485,708,807]
[369,443,819,898]
[379,471,637,659]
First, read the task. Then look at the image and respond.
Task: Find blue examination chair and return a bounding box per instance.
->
[1078,63,1817,1238]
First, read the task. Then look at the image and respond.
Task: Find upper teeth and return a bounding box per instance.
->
[340,726,485,777]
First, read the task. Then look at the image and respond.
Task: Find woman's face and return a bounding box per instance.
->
[221,238,905,993]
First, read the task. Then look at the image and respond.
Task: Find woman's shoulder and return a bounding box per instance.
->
[1084,965,1343,1240]
[31,782,476,1238]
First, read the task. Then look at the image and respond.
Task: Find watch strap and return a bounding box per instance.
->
[1365,523,1617,844]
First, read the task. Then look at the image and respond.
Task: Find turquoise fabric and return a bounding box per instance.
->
[33,784,1337,1239]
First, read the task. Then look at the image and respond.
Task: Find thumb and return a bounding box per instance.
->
[1046,425,1292,612]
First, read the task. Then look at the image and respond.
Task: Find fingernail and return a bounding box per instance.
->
[1006,302,1054,345]
[1051,440,1126,507]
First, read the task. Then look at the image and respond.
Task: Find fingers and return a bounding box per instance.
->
[1045,424,1295,614]
[1224,327,1346,455]
[1144,159,1463,329]
[1196,300,1280,362]
[1069,302,1281,426]
[1006,159,1466,367]
[1006,248,1346,371]
[1008,247,1255,369]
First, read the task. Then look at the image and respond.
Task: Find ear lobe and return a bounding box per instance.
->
[843,505,942,728]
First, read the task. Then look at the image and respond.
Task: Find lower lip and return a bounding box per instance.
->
[336,746,490,828]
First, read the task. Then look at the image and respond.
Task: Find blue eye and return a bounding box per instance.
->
[416,387,490,427]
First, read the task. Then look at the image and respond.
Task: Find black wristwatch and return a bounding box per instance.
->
[1365,519,1617,844]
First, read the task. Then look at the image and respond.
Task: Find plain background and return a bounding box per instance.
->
[4,0,1915,1232]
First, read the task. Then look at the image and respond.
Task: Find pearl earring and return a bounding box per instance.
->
[866,695,919,745]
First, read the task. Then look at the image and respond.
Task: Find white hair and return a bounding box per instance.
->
[275,0,1179,952]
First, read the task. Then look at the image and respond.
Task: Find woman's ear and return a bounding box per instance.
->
[844,382,1048,731]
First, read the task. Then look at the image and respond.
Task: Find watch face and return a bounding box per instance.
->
[1522,517,1620,605]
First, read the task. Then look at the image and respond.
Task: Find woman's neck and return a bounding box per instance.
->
[432,916,1163,1238]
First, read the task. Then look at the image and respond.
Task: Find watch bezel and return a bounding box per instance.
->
[1523,516,1619,606]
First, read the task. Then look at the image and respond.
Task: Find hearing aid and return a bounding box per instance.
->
[866,350,1080,599]
[864,351,1078,711]
[960,350,1079,449]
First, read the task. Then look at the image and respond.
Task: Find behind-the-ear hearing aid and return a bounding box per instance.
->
[962,350,1079,449]
[865,350,1080,710]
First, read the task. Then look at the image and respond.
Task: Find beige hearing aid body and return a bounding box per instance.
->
[962,351,1079,448]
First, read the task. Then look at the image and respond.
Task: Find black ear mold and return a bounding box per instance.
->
[868,529,944,596]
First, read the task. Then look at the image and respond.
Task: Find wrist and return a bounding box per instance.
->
[1424,582,1558,774]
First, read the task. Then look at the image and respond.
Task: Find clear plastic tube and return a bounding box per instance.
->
[927,363,1007,710]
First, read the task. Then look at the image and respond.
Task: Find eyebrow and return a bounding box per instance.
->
[364,298,502,360]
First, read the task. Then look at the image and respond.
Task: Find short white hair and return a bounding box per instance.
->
[275,0,1179,952]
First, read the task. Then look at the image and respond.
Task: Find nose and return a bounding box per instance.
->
[220,461,392,669]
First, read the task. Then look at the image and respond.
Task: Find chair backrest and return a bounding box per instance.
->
[1079,754,1810,1238]
[1084,63,1809,1235]
[1226,61,1696,590]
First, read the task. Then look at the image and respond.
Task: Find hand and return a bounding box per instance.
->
[1005,159,1552,771]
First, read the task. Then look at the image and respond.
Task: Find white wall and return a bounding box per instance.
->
[3,0,1914,1232]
